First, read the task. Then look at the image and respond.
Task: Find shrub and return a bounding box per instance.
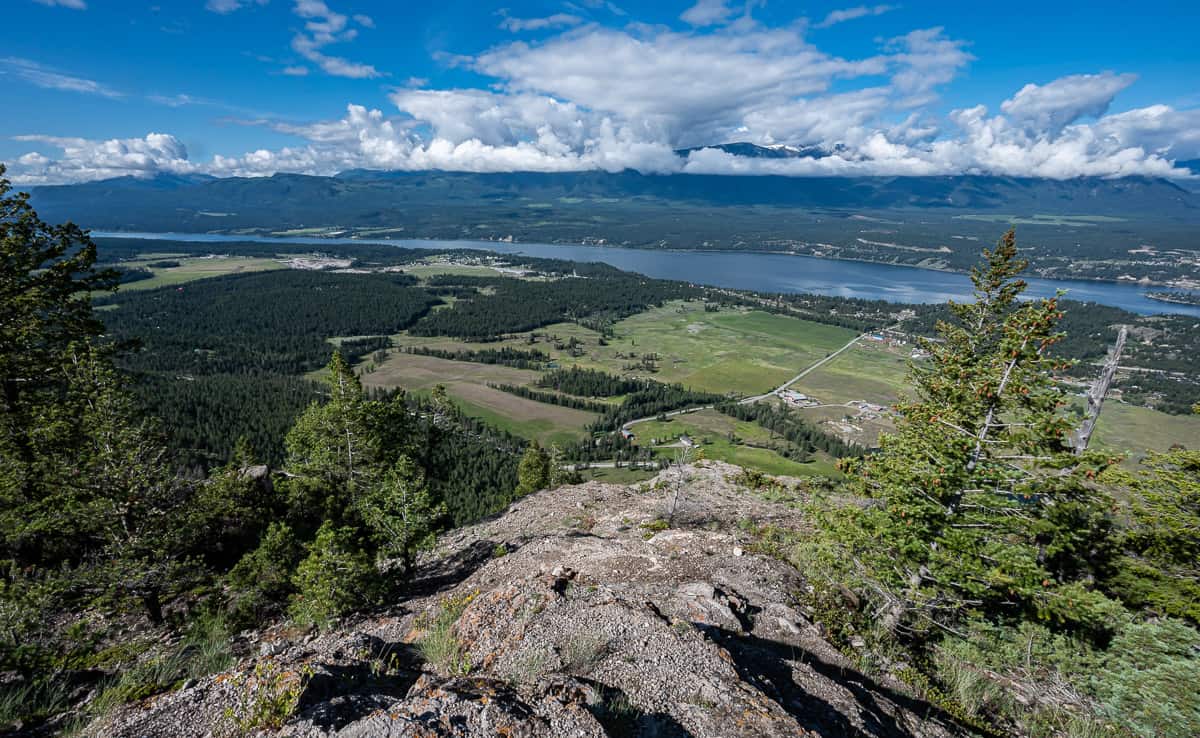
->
[1092,619,1200,737]
[222,659,313,733]
[226,522,303,628]
[288,522,375,630]
[416,592,476,676]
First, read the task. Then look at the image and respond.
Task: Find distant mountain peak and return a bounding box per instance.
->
[675,142,848,160]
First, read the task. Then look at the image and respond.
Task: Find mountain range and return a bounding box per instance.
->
[29,167,1199,234]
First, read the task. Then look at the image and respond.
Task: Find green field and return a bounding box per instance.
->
[631,409,841,478]
[117,256,284,291]
[359,352,596,447]
[792,338,1199,457]
[391,302,857,397]
[1088,401,1200,461]
[789,340,913,406]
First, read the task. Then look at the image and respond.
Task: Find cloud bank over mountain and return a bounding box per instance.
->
[9,1,1199,184]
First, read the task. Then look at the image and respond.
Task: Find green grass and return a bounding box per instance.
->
[789,341,912,406]
[444,391,593,448]
[1088,401,1200,462]
[633,410,841,478]
[793,340,1198,457]
[116,256,284,291]
[359,353,596,447]
[391,302,856,397]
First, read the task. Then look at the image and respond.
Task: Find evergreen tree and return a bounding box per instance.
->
[548,443,581,486]
[0,165,118,565]
[832,231,1121,636]
[1103,447,1200,621]
[66,345,194,623]
[357,456,444,576]
[289,521,375,629]
[226,521,303,627]
[516,441,551,496]
[286,351,381,497]
[187,438,279,570]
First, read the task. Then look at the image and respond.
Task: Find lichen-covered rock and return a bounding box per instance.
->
[87,463,969,738]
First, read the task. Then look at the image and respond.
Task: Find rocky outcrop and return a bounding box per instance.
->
[89,462,972,737]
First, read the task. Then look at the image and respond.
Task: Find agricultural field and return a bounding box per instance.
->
[631,409,841,478]
[788,339,913,406]
[1088,400,1200,462]
[359,352,596,447]
[117,255,284,291]
[791,336,1200,457]
[391,302,857,397]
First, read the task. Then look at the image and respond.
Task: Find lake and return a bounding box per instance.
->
[94,231,1200,318]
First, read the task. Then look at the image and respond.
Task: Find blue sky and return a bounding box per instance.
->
[3,0,1199,183]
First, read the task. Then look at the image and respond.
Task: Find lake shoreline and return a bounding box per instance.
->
[91,231,1200,318]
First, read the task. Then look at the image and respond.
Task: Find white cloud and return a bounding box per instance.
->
[6,10,1198,184]
[205,0,267,14]
[282,65,310,76]
[472,24,890,147]
[815,4,896,29]
[1000,71,1137,135]
[886,27,973,103]
[680,0,735,27]
[10,133,196,184]
[290,0,383,78]
[1,57,122,98]
[32,0,86,8]
[499,13,584,32]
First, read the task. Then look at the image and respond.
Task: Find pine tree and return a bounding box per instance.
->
[285,351,380,495]
[516,441,551,496]
[1102,447,1200,621]
[833,231,1121,636]
[64,344,194,623]
[289,521,375,629]
[0,166,119,565]
[357,456,444,576]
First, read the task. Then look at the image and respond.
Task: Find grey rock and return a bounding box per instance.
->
[86,462,968,738]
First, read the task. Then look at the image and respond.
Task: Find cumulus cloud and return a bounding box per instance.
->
[680,0,735,27]
[32,0,86,8]
[7,9,1199,184]
[472,23,891,147]
[1,57,122,98]
[290,0,383,78]
[205,0,267,14]
[815,4,896,29]
[11,133,195,183]
[499,13,584,32]
[1000,72,1137,136]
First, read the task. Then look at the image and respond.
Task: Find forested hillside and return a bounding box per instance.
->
[3,167,1199,737]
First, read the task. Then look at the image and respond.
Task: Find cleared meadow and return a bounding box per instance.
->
[117,256,284,291]
[632,409,841,478]
[391,302,857,397]
[359,352,596,447]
